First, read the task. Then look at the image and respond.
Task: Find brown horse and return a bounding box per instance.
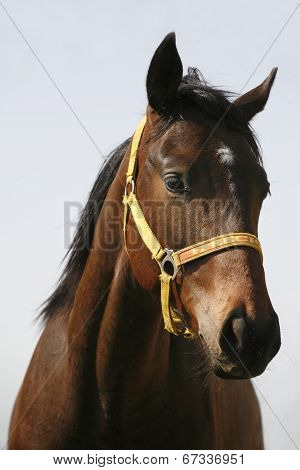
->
[9,33,280,450]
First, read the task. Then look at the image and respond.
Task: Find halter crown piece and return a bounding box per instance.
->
[122,117,263,339]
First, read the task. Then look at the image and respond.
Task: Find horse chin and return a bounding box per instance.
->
[212,358,268,380]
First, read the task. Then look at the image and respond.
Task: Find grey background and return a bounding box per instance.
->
[0,0,299,449]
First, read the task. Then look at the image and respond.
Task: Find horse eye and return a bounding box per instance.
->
[164,174,188,193]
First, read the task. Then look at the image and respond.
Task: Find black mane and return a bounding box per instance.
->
[40,139,130,320]
[40,68,261,321]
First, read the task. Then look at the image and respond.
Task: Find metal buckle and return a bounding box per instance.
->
[158,248,179,280]
[124,180,135,197]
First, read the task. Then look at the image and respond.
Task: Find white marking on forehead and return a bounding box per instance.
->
[216,146,235,165]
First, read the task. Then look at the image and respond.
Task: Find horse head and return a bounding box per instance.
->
[125,33,280,379]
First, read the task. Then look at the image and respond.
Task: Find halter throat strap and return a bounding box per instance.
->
[123,117,263,338]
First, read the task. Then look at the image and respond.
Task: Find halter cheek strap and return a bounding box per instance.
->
[122,117,263,339]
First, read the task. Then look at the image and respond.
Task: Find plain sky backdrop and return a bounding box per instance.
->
[0,0,299,450]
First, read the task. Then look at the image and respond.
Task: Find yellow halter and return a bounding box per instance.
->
[122,117,263,339]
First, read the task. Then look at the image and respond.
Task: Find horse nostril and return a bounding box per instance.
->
[219,310,247,358]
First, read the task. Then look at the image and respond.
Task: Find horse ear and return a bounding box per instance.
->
[146,32,183,116]
[234,68,278,121]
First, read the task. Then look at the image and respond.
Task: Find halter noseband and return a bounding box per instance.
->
[122,117,263,339]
